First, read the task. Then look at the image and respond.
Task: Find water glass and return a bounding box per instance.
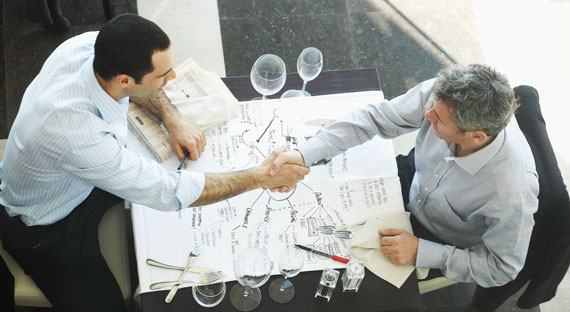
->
[268,245,304,303]
[250,54,287,100]
[297,47,323,96]
[192,278,226,308]
[230,248,273,311]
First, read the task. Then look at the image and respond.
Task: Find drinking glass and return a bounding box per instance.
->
[297,47,323,96]
[192,278,226,308]
[268,245,304,303]
[250,54,287,100]
[230,248,273,311]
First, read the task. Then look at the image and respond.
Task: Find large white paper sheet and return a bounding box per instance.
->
[129,91,406,293]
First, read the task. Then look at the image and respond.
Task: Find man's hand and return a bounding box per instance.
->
[269,149,306,175]
[379,229,418,266]
[130,92,206,164]
[258,146,309,191]
[166,115,206,164]
[267,149,306,192]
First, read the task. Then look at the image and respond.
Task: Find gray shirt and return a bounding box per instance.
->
[298,79,539,287]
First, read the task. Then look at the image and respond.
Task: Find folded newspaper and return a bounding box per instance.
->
[128,58,239,162]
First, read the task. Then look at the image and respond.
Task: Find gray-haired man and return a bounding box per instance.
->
[270,64,539,288]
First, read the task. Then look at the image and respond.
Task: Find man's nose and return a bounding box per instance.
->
[167,70,177,82]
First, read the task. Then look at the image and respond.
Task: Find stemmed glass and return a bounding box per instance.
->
[230,248,273,311]
[250,54,287,101]
[192,277,226,308]
[268,245,305,303]
[297,47,323,96]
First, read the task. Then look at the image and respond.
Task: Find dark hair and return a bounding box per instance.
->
[93,14,170,83]
[434,64,518,137]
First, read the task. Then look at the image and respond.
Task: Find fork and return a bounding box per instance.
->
[318,226,352,239]
[334,230,353,239]
[318,225,336,234]
[150,272,222,290]
[165,246,201,303]
[146,258,224,276]
[318,219,367,234]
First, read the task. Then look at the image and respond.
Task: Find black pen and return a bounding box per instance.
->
[177,152,190,170]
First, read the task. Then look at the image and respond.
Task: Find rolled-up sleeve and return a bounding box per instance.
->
[58,133,205,211]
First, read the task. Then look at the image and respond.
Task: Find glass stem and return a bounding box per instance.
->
[301,81,307,92]
[280,276,288,292]
[243,286,250,298]
[262,94,267,100]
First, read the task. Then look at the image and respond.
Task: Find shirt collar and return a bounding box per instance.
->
[81,56,129,122]
[444,129,506,175]
[81,56,129,145]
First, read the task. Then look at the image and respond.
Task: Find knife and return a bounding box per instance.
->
[295,244,350,264]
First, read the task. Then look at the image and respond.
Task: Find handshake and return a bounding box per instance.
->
[257,146,310,192]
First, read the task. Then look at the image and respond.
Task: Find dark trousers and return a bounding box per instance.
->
[0,254,14,311]
[0,188,127,312]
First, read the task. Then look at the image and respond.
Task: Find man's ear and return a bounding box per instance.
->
[113,74,133,89]
[470,130,488,143]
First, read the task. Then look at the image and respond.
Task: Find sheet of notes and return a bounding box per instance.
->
[129,91,407,292]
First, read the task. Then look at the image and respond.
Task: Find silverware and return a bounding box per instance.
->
[149,272,222,290]
[165,246,201,303]
[146,258,187,271]
[318,219,367,235]
[318,225,337,234]
[146,258,224,276]
[334,230,353,239]
[318,226,352,239]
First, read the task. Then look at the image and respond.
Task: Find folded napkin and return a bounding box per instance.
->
[163,57,239,131]
[170,93,239,131]
[349,212,429,288]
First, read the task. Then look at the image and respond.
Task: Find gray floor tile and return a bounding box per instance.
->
[349,11,449,99]
[221,13,356,77]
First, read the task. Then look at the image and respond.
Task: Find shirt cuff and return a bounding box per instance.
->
[415,238,445,269]
[175,171,205,209]
[297,137,329,167]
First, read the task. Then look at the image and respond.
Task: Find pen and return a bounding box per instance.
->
[177,152,190,170]
[295,244,350,264]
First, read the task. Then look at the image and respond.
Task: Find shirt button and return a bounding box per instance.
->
[424,186,428,191]
[417,199,421,203]
[434,173,439,177]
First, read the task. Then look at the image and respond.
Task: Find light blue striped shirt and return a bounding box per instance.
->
[0,32,205,226]
[298,79,539,287]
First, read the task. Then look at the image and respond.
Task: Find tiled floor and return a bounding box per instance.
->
[2,0,570,311]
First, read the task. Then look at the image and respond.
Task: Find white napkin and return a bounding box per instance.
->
[170,93,239,131]
[349,212,429,288]
[162,57,239,131]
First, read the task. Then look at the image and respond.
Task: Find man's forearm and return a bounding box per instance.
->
[190,168,263,207]
[131,91,180,126]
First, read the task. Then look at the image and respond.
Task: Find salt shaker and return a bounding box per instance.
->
[342,259,365,292]
[315,268,339,302]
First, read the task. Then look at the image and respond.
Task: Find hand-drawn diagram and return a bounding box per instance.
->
[138,98,405,282]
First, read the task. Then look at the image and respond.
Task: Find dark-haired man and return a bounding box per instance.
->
[270,64,539,288]
[0,14,308,311]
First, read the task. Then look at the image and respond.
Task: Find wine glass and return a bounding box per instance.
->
[268,245,304,303]
[230,248,273,311]
[192,278,226,308]
[297,47,323,96]
[250,54,287,101]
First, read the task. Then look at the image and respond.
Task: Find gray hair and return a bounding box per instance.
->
[433,64,518,137]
